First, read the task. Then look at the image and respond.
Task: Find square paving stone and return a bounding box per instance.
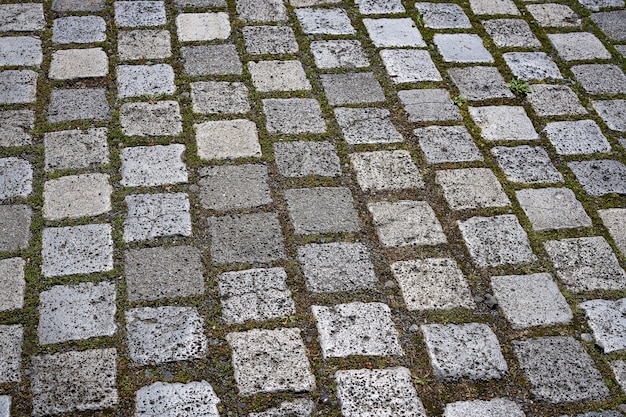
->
[195,119,261,160]
[174,0,226,5]
[0,205,31,252]
[0,4,44,31]
[120,101,182,136]
[117,64,175,98]
[52,16,106,44]
[368,200,447,247]
[121,144,188,187]
[335,107,403,144]
[249,399,314,417]
[363,18,425,48]
[513,336,609,403]
[548,33,611,61]
[416,125,483,164]
[0,258,24,311]
[273,141,341,177]
[209,212,286,264]
[391,258,474,311]
[0,110,34,147]
[415,2,471,29]
[422,323,508,380]
[448,66,514,101]
[350,150,423,191]
[118,30,171,60]
[491,273,572,329]
[44,128,109,171]
[483,19,541,48]
[436,168,510,210]
[526,4,581,27]
[250,61,311,92]
[0,325,21,383]
[42,224,113,277]
[38,281,116,345]
[545,236,626,292]
[380,49,442,83]
[43,173,112,221]
[0,36,42,67]
[263,98,326,134]
[336,367,426,417]
[434,34,494,63]
[591,11,626,41]
[49,48,108,80]
[192,81,249,115]
[237,0,286,22]
[469,0,519,14]
[176,12,231,42]
[599,208,626,256]
[545,120,610,155]
[492,145,563,184]
[182,45,242,76]
[114,1,166,27]
[572,64,626,95]
[126,306,207,365]
[136,381,220,417]
[398,89,461,122]
[469,106,538,141]
[0,70,37,104]
[527,84,587,117]
[219,267,295,324]
[298,242,377,293]
[52,0,106,11]
[124,193,192,242]
[285,187,359,234]
[310,40,369,69]
[125,245,204,302]
[503,52,562,81]
[458,215,537,268]
[517,187,591,231]
[568,160,626,196]
[580,298,626,353]
[48,88,110,123]
[314,302,403,358]
[592,100,626,132]
[295,8,355,35]
[321,72,384,105]
[243,26,298,55]
[31,349,117,416]
[443,398,525,417]
[226,328,316,395]
[356,0,405,14]
[0,157,31,200]
[198,164,271,211]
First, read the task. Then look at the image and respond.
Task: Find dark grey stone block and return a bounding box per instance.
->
[285,187,360,234]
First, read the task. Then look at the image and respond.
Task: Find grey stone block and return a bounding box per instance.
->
[415,2,471,29]
[125,245,205,302]
[118,29,171,60]
[592,99,626,132]
[52,16,106,44]
[469,0,519,14]
[527,84,587,117]
[0,157,31,200]
[249,399,314,417]
[114,1,166,27]
[548,32,610,61]
[321,72,384,105]
[195,119,260,160]
[120,101,182,136]
[469,106,538,141]
[38,281,116,345]
[285,187,360,234]
[49,48,109,80]
[591,11,626,41]
[0,110,34,147]
[526,4,581,27]
[227,328,316,395]
[350,150,423,191]
[174,0,226,6]
[356,0,405,14]
[572,64,626,95]
[443,398,526,417]
[416,125,483,164]
[0,36,42,67]
[31,349,117,416]
[236,0,286,22]
[448,66,514,100]
[298,242,377,293]
[273,141,341,177]
[0,396,8,417]
[290,0,341,5]
[182,45,242,76]
[198,164,271,211]
[52,0,106,12]
[611,360,626,394]
[434,34,493,63]
[243,26,298,55]
[176,12,231,42]
[123,193,192,242]
[0,205,31,252]
[599,208,626,256]
[368,200,447,248]
[121,144,188,187]
[363,18,425,47]
[491,145,563,184]
[48,88,110,123]
[568,160,626,196]
[503,52,562,80]
[398,89,461,122]
[136,381,220,417]
[117,64,175,98]
[436,168,510,210]
[44,127,109,171]
[0,258,24,311]
[545,236,626,292]
[0,4,44,31]
[126,306,207,365]
[209,212,286,264]
[513,336,609,403]
[335,107,403,144]
[219,267,295,324]
[0,70,37,104]
[0,325,21,383]
[43,173,112,220]
[380,49,442,83]
[483,19,541,48]
[250,61,311,92]
[295,8,355,35]
[191,81,250,114]
[263,98,326,134]
[580,298,626,353]
[516,187,591,231]
[310,40,369,69]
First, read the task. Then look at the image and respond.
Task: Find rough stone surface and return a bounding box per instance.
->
[335,107,403,144]
[320,72,385,105]
[0,396,8,417]
[243,26,298,55]
[117,64,175,98]
[516,188,591,231]
[52,0,106,12]
[0,258,24,311]
[135,381,220,417]
[548,32,611,61]
[592,100,626,132]
[380,49,442,83]
[295,8,355,35]
[52,16,106,44]
[434,34,494,63]
[249,399,314,417]
[443,398,526,417]
[114,1,166,27]
[591,11,626,41]
[310,40,369,69]
[526,4,581,27]
[0,4,44,31]
[195,119,260,160]
[610,360,626,394]
[48,88,110,123]
[469,106,538,141]
[436,168,510,210]
[492,145,563,184]
[273,141,341,177]
[0,110,34,147]
[120,101,182,136]
[469,0,519,14]
[0,70,37,104]
[572,64,626,95]
[363,18,425,47]
[598,208,626,256]
[527,84,587,117]
[118,29,171,60]
[448,66,514,100]
[416,125,483,164]
[568,160,626,196]
[0,36,42,67]
[177,12,231,42]
[43,173,112,220]
[483,19,541,48]
[121,144,188,187]
[123,193,191,242]
[250,60,311,92]
[580,298,626,353]
[350,150,423,191]
[356,0,405,14]
[285,187,359,234]
[398,89,461,122]
[0,157,31,200]
[237,0,286,22]
[0,325,21,383]
[263,98,326,134]
[182,45,242,76]
[0,205,31,252]
[415,2,471,29]
[44,128,109,171]
[502,52,562,80]
[191,81,249,114]
[198,164,271,210]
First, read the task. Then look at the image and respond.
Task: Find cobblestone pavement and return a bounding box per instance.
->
[0,0,625,416]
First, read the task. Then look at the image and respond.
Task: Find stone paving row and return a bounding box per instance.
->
[0,0,625,416]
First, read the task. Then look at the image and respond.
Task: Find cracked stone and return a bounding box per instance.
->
[44,128,109,171]
[123,193,191,242]
[121,144,188,187]
[120,101,182,136]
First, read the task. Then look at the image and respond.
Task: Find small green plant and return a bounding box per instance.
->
[506,77,531,97]
[453,95,467,106]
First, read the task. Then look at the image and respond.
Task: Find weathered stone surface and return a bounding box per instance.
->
[182,45,242,76]
[0,157,31,200]
[436,168,510,210]
[0,110,34,147]
[350,150,423,191]
[599,208,626,256]
[121,144,188,187]
[48,88,110,123]
[572,64,626,95]
[0,258,24,311]
[580,298,626,353]
[320,72,385,105]
[263,98,326,134]
[527,84,587,117]
[250,61,311,92]
[285,187,360,234]
[123,193,192,242]
[568,160,626,196]
[416,125,483,164]
[448,66,514,100]
[356,0,405,14]
[176,12,230,41]
[469,106,538,141]
[434,34,494,63]
[591,11,626,41]
[174,0,226,5]
[249,399,314,417]
[196,119,260,160]
[198,164,271,210]
[380,49,442,83]
[526,4,580,27]
[295,8,355,35]
[483,19,540,48]
[611,360,626,394]
[0,36,42,66]
[117,64,175,98]
[443,398,526,417]
[0,396,8,417]
[503,52,562,80]
[126,306,207,365]
[191,81,249,114]
[52,0,106,12]
[0,4,44,31]
[492,146,562,184]
[236,0,286,22]
[120,101,182,136]
[592,100,626,132]
[114,1,166,27]
[243,26,298,55]
[469,0,519,14]
[49,48,109,81]
[0,205,31,252]
[391,258,474,311]
[398,89,461,122]
[44,128,109,171]
[416,2,471,29]
[335,107,403,144]
[0,70,37,104]
[118,29,171,60]
[125,246,204,301]
[273,141,341,177]
[43,173,112,220]
[135,381,220,417]
[52,16,106,44]
[548,32,610,61]
[310,40,369,69]
[290,0,341,5]
[226,328,316,395]
[516,188,591,231]
[38,281,116,345]
[0,325,21,383]
[363,18,425,47]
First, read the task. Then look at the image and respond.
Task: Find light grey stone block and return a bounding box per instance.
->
[263,98,326,134]
[114,1,166,27]
[416,2,471,29]
[295,8,355,35]
[350,150,423,191]
[0,70,37,104]
[243,26,298,55]
[469,106,538,141]
[434,34,493,63]
[117,64,175,98]
[118,29,171,60]
[48,88,110,123]
[398,89,461,122]
[483,19,541,48]
[198,164,271,210]
[44,127,109,171]
[0,36,42,66]
[290,0,341,5]
[273,141,341,177]
[52,16,106,44]
[448,66,514,101]
[0,157,31,199]
[335,107,403,144]
[123,193,192,242]
[443,398,526,417]
[195,119,260,160]
[285,187,360,234]
[569,160,626,196]
[121,144,188,187]
[527,84,587,117]
[469,0,519,14]
[492,145,563,184]
[0,258,24,311]
[0,110,34,147]
[136,381,220,417]
[526,4,581,27]
[503,52,562,80]
[0,205,31,252]
[380,49,442,83]
[610,360,626,394]
[174,0,226,6]
[599,208,626,256]
[591,10,626,41]
[356,0,405,14]
[236,0,286,22]
[0,4,44,31]
[363,18,425,47]
[592,100,626,132]
[0,396,8,417]
[176,12,231,41]
[310,40,369,69]
[52,0,106,12]
[249,61,311,92]
[182,45,242,76]
[0,325,21,383]
[120,101,182,136]
[191,81,249,114]
[320,72,384,105]
[548,32,610,61]
[580,298,626,353]
[572,64,626,95]
[516,187,591,231]
[249,399,314,417]
[416,125,483,164]
[436,168,510,210]
[43,173,112,220]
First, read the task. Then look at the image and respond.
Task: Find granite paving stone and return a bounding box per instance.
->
[611,361,626,393]
[469,0,519,15]
[380,49,442,83]
[121,144,187,187]
[48,88,110,123]
[219,267,295,324]
[0,258,24,311]
[43,173,112,220]
[0,325,21,383]
[568,160,626,196]
[572,64,626,95]
[335,367,427,417]
[118,29,171,60]
[398,89,461,122]
[0,397,8,417]
[436,168,510,210]
[0,70,37,104]
[273,141,341,177]
[182,45,242,76]
[226,328,316,395]
[44,128,109,171]
[285,187,360,234]
[0,110,34,147]
[580,298,626,353]
[176,12,231,41]
[363,18,425,48]
[492,145,563,184]
[195,119,260,160]
[125,245,204,301]
[0,205,31,252]
[391,258,475,311]
[263,98,326,134]
[249,399,314,417]
[368,200,447,247]
[517,188,591,231]
[469,106,538,141]
[38,281,116,345]
[0,4,45,32]
[422,323,508,380]
[0,157,31,200]
[483,19,541,48]
[443,398,526,417]
[415,3,471,29]
[434,34,494,63]
[544,236,626,292]
[135,381,220,417]
[591,11,626,41]
[526,4,581,27]
[335,107,403,144]
[31,349,117,416]
[356,0,405,14]
[52,16,106,44]
[491,273,572,328]
[416,125,483,164]
[243,26,298,55]
[592,100,626,132]
[448,66,514,100]
[126,306,207,365]
[236,0,286,22]
[568,413,623,417]
[123,193,192,242]
[584,0,625,9]
[295,8,355,35]
[549,33,611,61]
[249,61,311,92]
[114,1,166,27]
[49,48,108,80]
[198,164,272,210]
[174,0,226,5]
[513,336,609,403]
[298,242,377,293]
[52,0,106,12]
[0,36,42,67]
[503,52,562,81]
[321,72,385,105]
[350,150,423,191]
[310,40,369,69]
[117,64,175,98]
[527,84,587,117]
[598,208,626,256]
[120,101,182,136]
[545,120,610,155]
